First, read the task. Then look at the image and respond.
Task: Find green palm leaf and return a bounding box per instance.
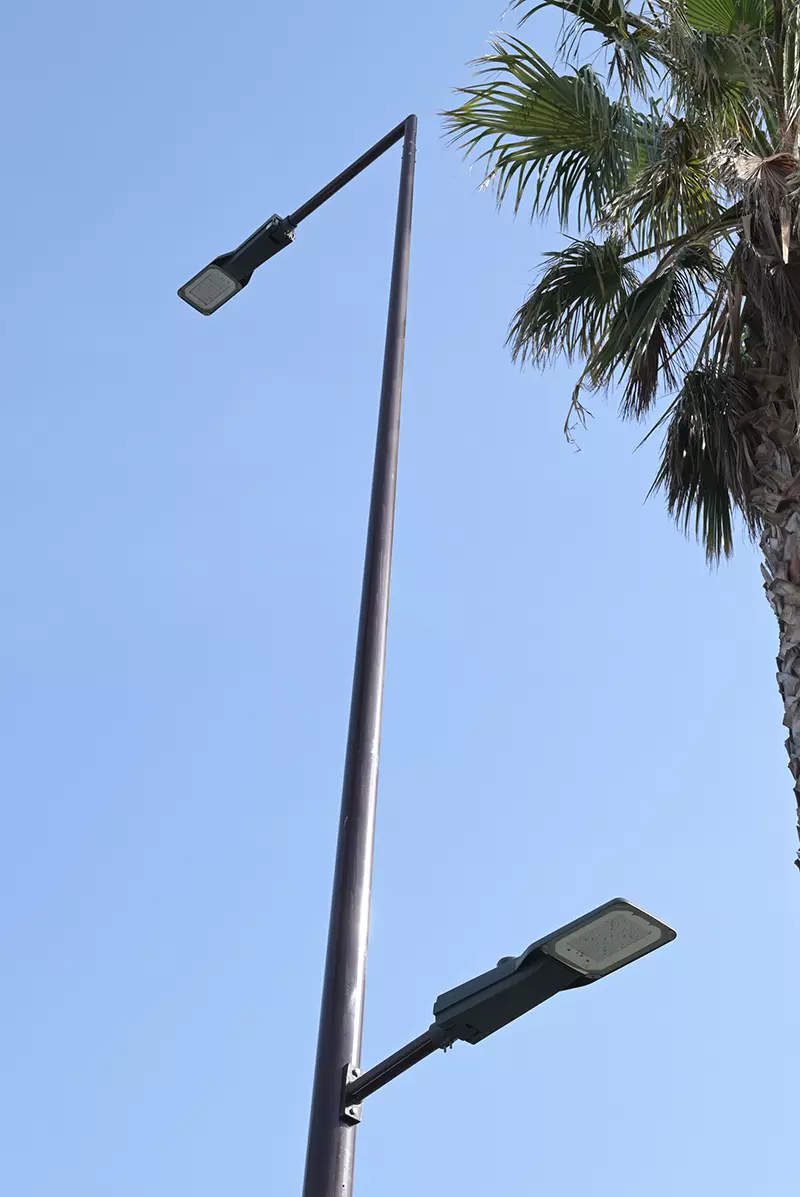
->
[683,0,770,35]
[782,0,800,128]
[650,369,761,558]
[444,38,647,226]
[514,0,641,30]
[590,245,722,416]
[606,117,721,247]
[661,8,771,140]
[512,0,658,88]
[508,236,639,365]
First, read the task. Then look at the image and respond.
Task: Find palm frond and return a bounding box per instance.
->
[783,0,800,132]
[511,0,659,89]
[513,0,641,29]
[650,368,761,559]
[733,239,800,352]
[443,37,646,227]
[661,5,773,142]
[605,117,722,247]
[508,235,638,364]
[683,0,771,35]
[590,244,722,416]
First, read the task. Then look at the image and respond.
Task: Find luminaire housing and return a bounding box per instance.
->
[178,214,296,315]
[432,899,675,1045]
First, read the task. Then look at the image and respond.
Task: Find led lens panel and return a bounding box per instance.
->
[178,265,241,314]
[543,903,673,977]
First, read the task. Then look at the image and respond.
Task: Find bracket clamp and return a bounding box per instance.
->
[341,1064,363,1126]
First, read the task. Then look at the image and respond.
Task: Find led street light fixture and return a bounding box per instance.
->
[178,215,296,314]
[433,899,675,1046]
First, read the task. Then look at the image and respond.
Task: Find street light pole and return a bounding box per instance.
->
[300,114,417,1197]
[178,114,418,1197]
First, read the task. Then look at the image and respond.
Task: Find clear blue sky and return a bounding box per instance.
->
[3,2,798,1194]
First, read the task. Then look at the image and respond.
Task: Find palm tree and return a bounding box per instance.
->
[446,0,800,869]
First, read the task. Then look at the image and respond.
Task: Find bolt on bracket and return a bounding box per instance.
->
[341,1064,363,1126]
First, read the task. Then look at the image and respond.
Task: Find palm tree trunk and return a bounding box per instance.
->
[748,336,800,867]
[760,525,800,869]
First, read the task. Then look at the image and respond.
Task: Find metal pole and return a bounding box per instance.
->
[300,114,417,1197]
